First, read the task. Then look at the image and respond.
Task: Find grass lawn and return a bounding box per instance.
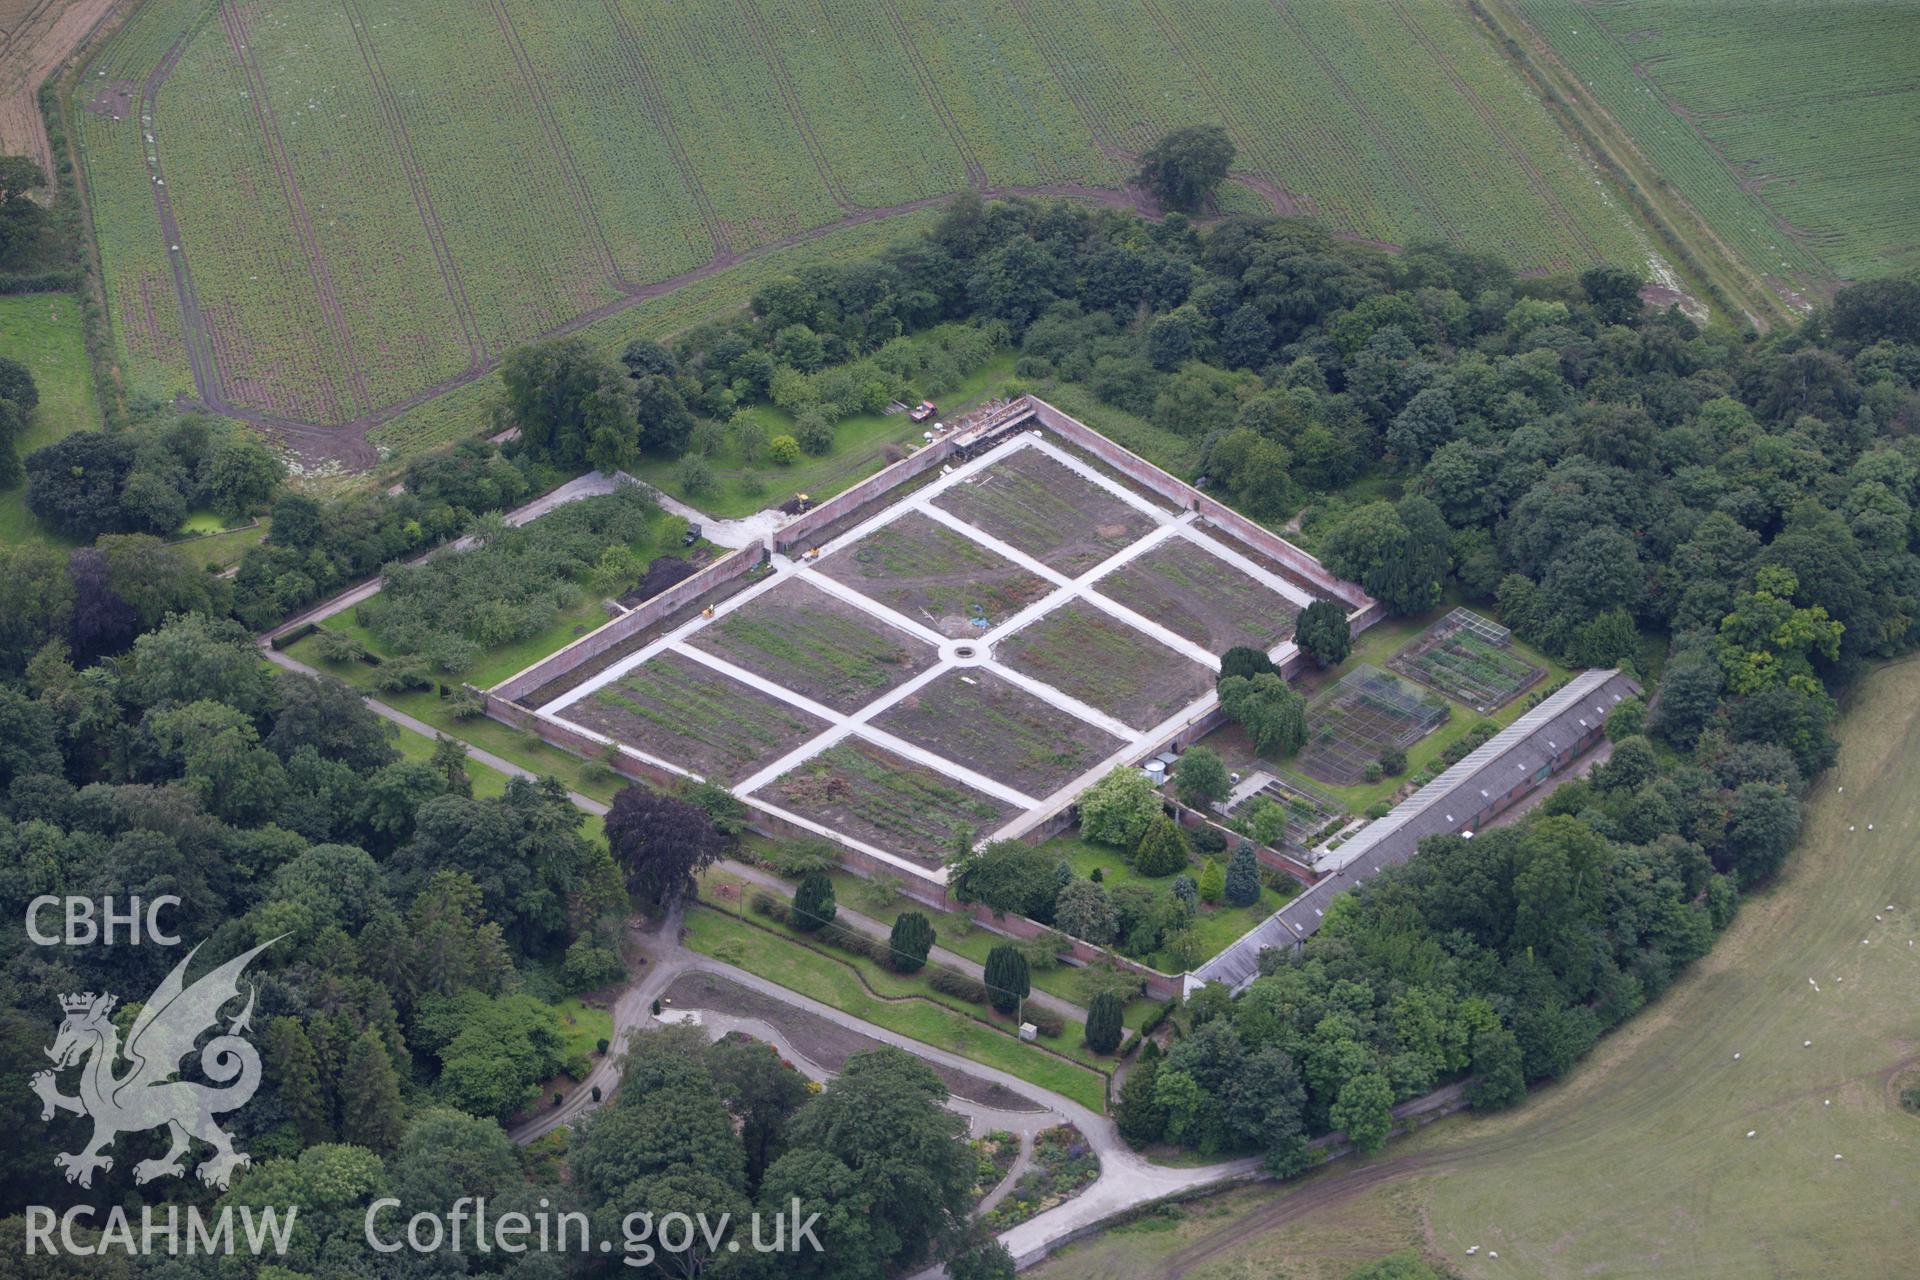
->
[391,723,511,799]
[0,293,101,544]
[282,632,626,806]
[178,509,229,534]
[683,900,1109,1113]
[700,870,1122,1075]
[552,996,614,1063]
[735,840,1159,1030]
[1028,379,1203,479]
[627,353,1019,518]
[1037,657,1920,1279]
[1040,833,1297,974]
[171,517,270,572]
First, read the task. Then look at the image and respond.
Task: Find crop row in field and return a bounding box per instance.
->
[1511,0,1918,285]
[77,0,1660,434]
[817,511,1054,637]
[1019,0,1643,269]
[363,212,940,460]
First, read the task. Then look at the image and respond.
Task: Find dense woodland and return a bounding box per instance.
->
[2,185,1918,1270]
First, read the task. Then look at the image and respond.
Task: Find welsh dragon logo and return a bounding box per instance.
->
[31,938,279,1190]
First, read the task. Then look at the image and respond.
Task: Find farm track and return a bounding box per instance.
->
[731,0,856,212]
[1466,0,1797,329]
[1383,0,1598,266]
[875,0,986,189]
[484,0,629,292]
[340,0,484,374]
[214,0,370,421]
[597,0,730,259]
[1131,0,1328,224]
[1261,0,1458,248]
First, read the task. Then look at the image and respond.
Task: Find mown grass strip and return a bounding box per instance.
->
[683,901,1109,1112]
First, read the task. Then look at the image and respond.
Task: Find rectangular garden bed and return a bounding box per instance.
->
[995,600,1215,730]
[812,510,1053,637]
[870,667,1125,797]
[1091,534,1302,653]
[748,738,1014,865]
[1227,773,1347,852]
[563,650,829,783]
[931,447,1158,575]
[686,576,938,714]
[1294,665,1451,786]
[1387,608,1545,712]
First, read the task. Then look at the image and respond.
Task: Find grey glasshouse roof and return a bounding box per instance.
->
[1190,667,1640,994]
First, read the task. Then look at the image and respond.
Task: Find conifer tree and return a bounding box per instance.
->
[983,944,1030,1016]
[1115,1040,1167,1145]
[266,1016,331,1145]
[1224,841,1262,907]
[1197,858,1226,903]
[792,872,836,931]
[889,910,935,972]
[1085,991,1124,1054]
[340,1028,406,1153]
[1132,813,1189,878]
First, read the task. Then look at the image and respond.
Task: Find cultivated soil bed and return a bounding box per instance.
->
[750,738,1014,864]
[932,447,1157,575]
[1294,667,1449,787]
[1388,621,1544,713]
[996,600,1215,730]
[1092,534,1301,652]
[814,510,1053,637]
[513,568,762,707]
[661,970,1045,1112]
[871,667,1125,796]
[687,576,938,713]
[565,650,827,782]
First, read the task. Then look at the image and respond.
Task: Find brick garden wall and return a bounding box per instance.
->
[1021,396,1375,614]
[489,544,769,704]
[771,401,1035,555]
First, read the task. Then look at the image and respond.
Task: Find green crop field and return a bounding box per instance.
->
[1508,0,1920,291]
[0,293,102,544]
[74,0,1665,458]
[1035,657,1920,1280]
